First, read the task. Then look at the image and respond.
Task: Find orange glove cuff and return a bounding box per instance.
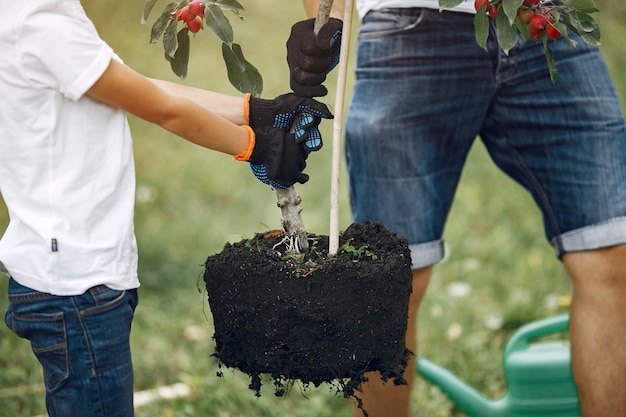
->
[234,125,255,161]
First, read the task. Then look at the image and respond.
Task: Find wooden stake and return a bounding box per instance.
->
[328,0,354,255]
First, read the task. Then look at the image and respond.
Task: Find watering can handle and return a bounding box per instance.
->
[504,313,570,356]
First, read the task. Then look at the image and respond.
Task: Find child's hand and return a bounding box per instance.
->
[238,93,332,188]
[246,93,333,152]
[245,126,309,189]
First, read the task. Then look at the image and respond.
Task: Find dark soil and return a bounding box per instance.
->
[203,222,413,407]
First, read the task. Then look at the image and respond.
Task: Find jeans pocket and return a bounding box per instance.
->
[359,8,427,39]
[82,286,138,317]
[7,310,69,390]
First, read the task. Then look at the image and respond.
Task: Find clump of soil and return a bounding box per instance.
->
[203,222,413,406]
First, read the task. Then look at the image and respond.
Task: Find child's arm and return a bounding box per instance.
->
[87,58,333,188]
[147,78,247,126]
[86,58,249,156]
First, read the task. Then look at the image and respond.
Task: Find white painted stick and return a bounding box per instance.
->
[328,0,354,255]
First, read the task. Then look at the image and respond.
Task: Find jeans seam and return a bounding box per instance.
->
[71,298,99,380]
[495,138,564,254]
[8,292,58,303]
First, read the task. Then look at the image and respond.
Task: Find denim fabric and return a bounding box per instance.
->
[5,278,138,417]
[345,8,626,268]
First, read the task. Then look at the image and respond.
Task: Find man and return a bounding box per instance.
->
[286,1,626,416]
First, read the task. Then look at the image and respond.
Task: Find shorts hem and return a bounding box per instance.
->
[409,240,445,269]
[553,216,626,257]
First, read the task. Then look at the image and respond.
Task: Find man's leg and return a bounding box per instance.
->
[352,267,432,417]
[563,244,626,417]
[344,9,493,417]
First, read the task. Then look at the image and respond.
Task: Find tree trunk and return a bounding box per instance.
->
[276,0,334,253]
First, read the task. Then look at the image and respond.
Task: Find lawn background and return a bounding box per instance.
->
[1,0,625,416]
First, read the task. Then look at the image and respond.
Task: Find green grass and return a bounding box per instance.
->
[1,0,625,416]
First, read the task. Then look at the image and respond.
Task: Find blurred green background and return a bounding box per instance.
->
[1,1,624,416]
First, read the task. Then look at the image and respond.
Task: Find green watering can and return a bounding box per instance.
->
[418,314,580,417]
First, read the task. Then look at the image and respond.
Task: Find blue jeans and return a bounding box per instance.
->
[346,8,626,268]
[5,278,138,417]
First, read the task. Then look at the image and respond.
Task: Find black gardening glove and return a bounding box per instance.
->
[245,126,309,189]
[286,18,343,97]
[248,93,333,151]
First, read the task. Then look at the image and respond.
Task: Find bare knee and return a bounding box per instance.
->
[563,244,626,291]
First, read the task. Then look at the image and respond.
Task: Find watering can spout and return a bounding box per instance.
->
[418,314,580,417]
[418,358,506,417]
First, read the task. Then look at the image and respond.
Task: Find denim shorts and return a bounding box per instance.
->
[5,278,138,417]
[345,8,626,268]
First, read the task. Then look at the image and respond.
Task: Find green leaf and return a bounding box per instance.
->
[142,0,159,25]
[216,0,245,17]
[542,36,558,84]
[561,0,599,13]
[495,9,519,54]
[563,10,601,45]
[552,20,577,47]
[205,4,234,44]
[502,0,524,25]
[438,0,464,10]
[221,43,263,96]
[150,3,179,44]
[163,18,179,58]
[514,16,530,42]
[169,28,191,79]
[473,7,490,50]
[568,10,599,33]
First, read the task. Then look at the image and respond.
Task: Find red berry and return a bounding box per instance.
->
[517,8,534,24]
[525,0,541,6]
[187,15,203,33]
[546,24,561,40]
[178,6,195,23]
[541,8,555,24]
[528,14,546,39]
[474,0,489,12]
[489,3,500,18]
[188,1,205,17]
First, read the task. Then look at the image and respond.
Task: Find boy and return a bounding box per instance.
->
[0,1,331,416]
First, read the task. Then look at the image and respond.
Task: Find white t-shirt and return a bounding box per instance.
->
[357,0,475,19]
[0,0,139,295]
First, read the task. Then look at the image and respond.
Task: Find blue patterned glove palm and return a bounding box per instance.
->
[248,93,333,152]
[245,93,333,188]
[249,163,292,190]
